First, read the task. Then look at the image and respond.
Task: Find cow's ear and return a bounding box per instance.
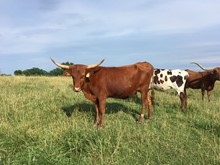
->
[84,71,92,82]
[85,68,95,79]
[85,67,101,80]
[64,70,72,76]
[213,69,217,74]
[209,69,216,75]
[86,72,90,78]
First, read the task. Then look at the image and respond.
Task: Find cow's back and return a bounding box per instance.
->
[86,62,153,98]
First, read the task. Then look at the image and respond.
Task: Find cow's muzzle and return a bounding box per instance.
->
[74,87,81,92]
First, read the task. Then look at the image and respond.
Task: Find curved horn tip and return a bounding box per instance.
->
[190,62,211,71]
[190,62,198,64]
[86,58,105,69]
[100,58,105,64]
[50,57,54,61]
[50,57,70,69]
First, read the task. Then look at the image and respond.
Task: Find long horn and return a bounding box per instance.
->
[50,57,70,69]
[87,58,105,69]
[190,62,214,71]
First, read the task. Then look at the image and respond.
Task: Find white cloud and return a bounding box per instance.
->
[0,0,220,74]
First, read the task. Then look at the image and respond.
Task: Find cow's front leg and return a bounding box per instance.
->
[83,92,100,127]
[201,89,205,101]
[93,103,100,127]
[98,97,106,128]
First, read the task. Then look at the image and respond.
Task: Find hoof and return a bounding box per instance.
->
[93,122,98,128]
[148,116,152,120]
[98,126,103,130]
[136,118,142,124]
[146,117,152,122]
[180,108,185,112]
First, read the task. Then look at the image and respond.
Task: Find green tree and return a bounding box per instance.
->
[49,68,63,76]
[13,61,74,76]
[23,67,48,76]
[14,70,23,75]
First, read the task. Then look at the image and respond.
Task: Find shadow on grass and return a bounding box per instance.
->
[194,122,220,137]
[61,101,140,120]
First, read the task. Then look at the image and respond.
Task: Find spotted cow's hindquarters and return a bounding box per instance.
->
[153,69,189,110]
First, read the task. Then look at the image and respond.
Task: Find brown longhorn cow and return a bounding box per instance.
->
[185,62,220,101]
[51,58,154,128]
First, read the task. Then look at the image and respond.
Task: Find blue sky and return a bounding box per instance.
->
[0,0,220,74]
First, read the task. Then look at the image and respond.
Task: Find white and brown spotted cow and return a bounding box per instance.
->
[151,69,189,110]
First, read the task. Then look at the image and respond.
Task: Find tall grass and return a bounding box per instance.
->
[0,76,219,164]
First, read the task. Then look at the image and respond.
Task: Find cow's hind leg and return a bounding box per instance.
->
[137,90,152,123]
[179,91,187,111]
[146,94,153,119]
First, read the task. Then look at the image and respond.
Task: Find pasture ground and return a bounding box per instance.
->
[0,76,219,164]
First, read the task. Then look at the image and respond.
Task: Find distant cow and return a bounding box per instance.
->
[151,69,189,110]
[185,62,220,101]
[51,58,154,128]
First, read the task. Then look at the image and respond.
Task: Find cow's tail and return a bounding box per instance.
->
[150,74,155,106]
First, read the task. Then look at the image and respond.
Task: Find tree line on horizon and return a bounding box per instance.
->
[13,62,73,76]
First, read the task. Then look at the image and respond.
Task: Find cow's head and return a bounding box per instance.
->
[50,57,104,92]
[213,68,220,80]
[191,62,220,80]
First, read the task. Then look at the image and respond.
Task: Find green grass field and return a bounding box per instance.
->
[0,76,219,165]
